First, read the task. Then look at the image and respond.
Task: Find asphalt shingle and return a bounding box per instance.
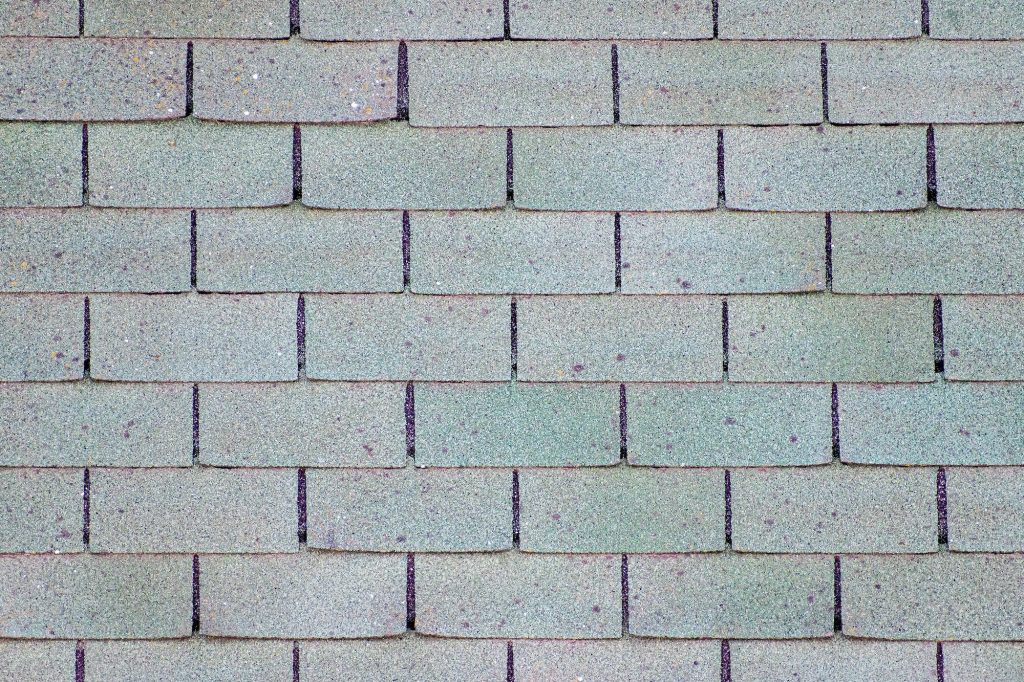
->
[930,0,1024,39]
[0,122,81,208]
[508,0,713,39]
[301,639,507,682]
[944,643,1024,682]
[717,0,921,38]
[0,0,78,36]
[299,0,503,40]
[730,640,937,682]
[408,41,612,127]
[935,125,1024,209]
[0,642,74,681]
[0,294,83,381]
[619,41,822,125]
[514,639,720,682]
[84,640,293,682]
[194,40,397,123]
[947,467,1024,552]
[84,0,290,38]
[0,468,83,553]
[943,295,1024,381]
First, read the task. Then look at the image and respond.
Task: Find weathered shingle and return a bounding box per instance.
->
[0,294,83,381]
[943,295,1024,381]
[0,468,83,553]
[84,0,290,38]
[0,0,78,36]
[619,41,822,125]
[514,639,720,682]
[84,640,294,682]
[935,125,1024,209]
[508,0,713,39]
[944,643,1024,682]
[299,0,502,40]
[730,640,937,682]
[194,40,397,122]
[930,0,1024,39]
[513,127,717,211]
[409,41,612,127]
[301,639,507,682]
[0,122,81,208]
[947,467,1024,552]
[717,0,921,38]
[0,642,74,681]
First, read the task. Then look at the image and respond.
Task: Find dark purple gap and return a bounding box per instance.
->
[833,555,842,632]
[831,383,840,461]
[610,45,620,123]
[191,384,200,465]
[191,554,200,633]
[502,0,511,39]
[721,298,729,373]
[289,0,300,35]
[506,641,514,682]
[724,470,732,546]
[396,42,409,120]
[296,294,306,375]
[820,43,829,121]
[297,468,307,544]
[927,125,937,202]
[77,0,84,35]
[189,210,197,289]
[620,554,630,634]
[716,129,726,206]
[506,129,514,202]
[401,211,411,291]
[933,296,945,374]
[711,0,720,38]
[81,468,90,546]
[720,640,731,682]
[510,297,518,380]
[185,42,194,116]
[75,641,85,682]
[824,213,833,291]
[406,553,416,630]
[613,213,622,291]
[292,125,302,202]
[404,382,415,459]
[82,296,90,376]
[922,0,931,36]
[936,642,945,682]
[937,468,948,546]
[292,641,300,682]
[511,470,521,548]
[618,384,627,461]
[80,124,89,204]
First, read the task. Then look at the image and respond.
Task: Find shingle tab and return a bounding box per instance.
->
[936,125,1024,209]
[515,640,719,682]
[0,382,191,467]
[724,125,926,212]
[518,295,722,382]
[305,294,509,381]
[514,127,717,211]
[718,0,921,38]
[620,211,825,294]
[947,467,1024,552]
[0,122,81,207]
[89,120,291,208]
[0,642,75,681]
[302,639,507,682]
[1,208,190,293]
[730,640,937,682]
[843,554,1024,641]
[619,41,821,125]
[930,0,1024,39]
[0,554,190,638]
[731,465,937,553]
[416,553,621,638]
[508,0,713,39]
[408,41,612,127]
[829,42,1024,124]
[0,294,83,381]
[944,643,1024,682]
[90,293,297,382]
[302,123,505,210]
[85,0,289,38]
[629,554,833,639]
[299,0,502,40]
[200,553,406,638]
[91,468,297,553]
[415,382,620,467]
[196,207,402,293]
[832,209,1024,294]
[0,38,185,120]
[628,383,832,467]
[728,294,934,383]
[308,468,511,551]
[0,0,78,36]
[85,640,294,682]
[944,295,1024,381]
[520,468,724,553]
[199,382,406,467]
[0,468,82,553]
[194,40,397,123]
[840,382,1024,466]
[409,210,615,294]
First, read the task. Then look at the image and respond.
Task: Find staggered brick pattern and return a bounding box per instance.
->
[2,0,1024,679]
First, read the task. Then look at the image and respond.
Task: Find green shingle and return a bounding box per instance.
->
[944,295,1024,381]
[85,0,289,38]
[0,0,78,36]
[508,0,713,39]
[0,468,83,553]
[944,643,1024,682]
[302,639,507,682]
[515,640,719,682]
[0,294,83,381]
[718,0,921,38]
[947,467,1024,552]
[85,641,293,682]
[931,0,1024,39]
[0,641,75,682]
[730,640,937,682]
[299,0,502,40]
[936,124,1024,209]
[0,122,81,208]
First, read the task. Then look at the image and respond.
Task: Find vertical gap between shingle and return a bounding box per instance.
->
[406,553,416,630]
[831,383,840,461]
[396,42,409,120]
[82,296,90,377]
[292,125,303,202]
[296,294,307,377]
[510,297,518,381]
[402,211,411,292]
[292,641,300,682]
[711,0,720,38]
[720,640,731,682]
[922,0,931,36]
[613,213,622,292]
[724,470,733,547]
[297,468,308,545]
[191,554,200,633]
[824,213,833,292]
[191,384,200,466]
[75,641,85,682]
[289,0,300,35]
[81,468,90,547]
[506,641,515,682]
[611,44,620,123]
[77,0,84,35]
[820,43,829,122]
[833,555,843,632]
[80,124,89,205]
[927,125,937,203]
[620,554,630,634]
[936,642,945,682]
[502,0,511,39]
[717,129,726,207]
[937,468,948,547]
[189,210,198,290]
[618,384,628,461]
[506,128,514,203]
[721,298,729,375]
[933,296,945,374]
[404,381,416,461]
[185,42,194,117]
[511,470,521,548]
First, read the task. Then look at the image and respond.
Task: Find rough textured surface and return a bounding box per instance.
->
[305,294,509,381]
[718,0,921,38]
[410,209,615,294]
[514,127,717,211]
[307,468,512,551]
[84,640,294,682]
[515,639,720,682]
[944,295,1024,381]
[628,383,832,467]
[197,207,402,293]
[725,125,926,211]
[415,382,620,467]
[409,41,612,127]
[936,125,1024,209]
[832,209,1024,294]
[621,210,825,294]
[194,40,397,123]
[199,381,406,467]
[0,554,191,638]
[90,293,297,381]
[843,554,1024,641]
[946,467,1024,552]
[0,122,81,207]
[619,41,821,125]
[0,468,83,553]
[85,0,289,38]
[88,120,292,208]
[0,0,78,36]
[728,294,935,382]
[0,641,75,682]
[0,294,83,380]
[416,553,622,638]
[944,643,1024,682]
[630,553,834,639]
[508,0,712,38]
[299,0,503,40]
[517,295,722,381]
[200,553,406,638]
[302,639,507,682]
[731,465,937,553]
[519,467,724,553]
[930,0,1024,39]
[90,468,297,553]
[730,640,937,682]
